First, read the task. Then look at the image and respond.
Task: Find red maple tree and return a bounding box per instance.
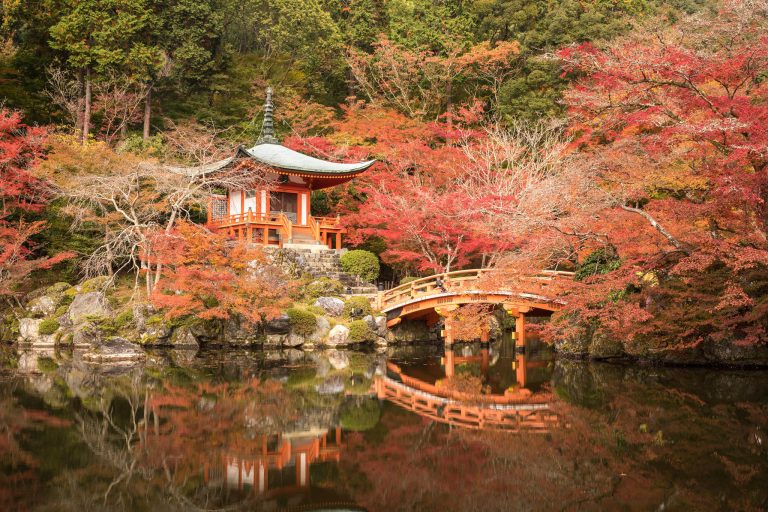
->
[0,109,72,299]
[149,222,292,324]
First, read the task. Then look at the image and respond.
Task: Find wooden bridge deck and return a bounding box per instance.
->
[374,269,574,329]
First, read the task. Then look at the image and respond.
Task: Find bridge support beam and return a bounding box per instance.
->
[504,304,530,352]
[435,305,459,346]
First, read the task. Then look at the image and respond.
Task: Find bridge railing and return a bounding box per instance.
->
[375,268,574,311]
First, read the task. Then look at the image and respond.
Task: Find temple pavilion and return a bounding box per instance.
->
[185,88,375,249]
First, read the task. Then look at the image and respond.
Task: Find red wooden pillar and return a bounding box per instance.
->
[515,314,526,350]
[335,232,341,249]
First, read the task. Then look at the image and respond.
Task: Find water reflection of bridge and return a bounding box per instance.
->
[375,342,560,432]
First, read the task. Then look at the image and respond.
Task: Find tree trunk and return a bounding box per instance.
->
[445,79,453,128]
[82,66,92,144]
[143,85,152,140]
[76,69,85,139]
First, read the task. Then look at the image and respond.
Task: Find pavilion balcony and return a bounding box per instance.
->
[206,195,345,249]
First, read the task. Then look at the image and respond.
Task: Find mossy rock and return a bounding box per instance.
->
[304,278,345,301]
[344,296,373,319]
[46,282,72,295]
[38,318,60,335]
[114,310,135,329]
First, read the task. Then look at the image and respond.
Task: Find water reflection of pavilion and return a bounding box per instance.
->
[203,428,343,496]
[375,339,560,432]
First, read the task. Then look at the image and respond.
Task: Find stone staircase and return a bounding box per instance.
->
[264,246,378,295]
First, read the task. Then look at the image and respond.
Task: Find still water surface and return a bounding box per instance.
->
[1,339,766,511]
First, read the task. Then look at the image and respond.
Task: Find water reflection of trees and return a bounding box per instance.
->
[3,345,767,511]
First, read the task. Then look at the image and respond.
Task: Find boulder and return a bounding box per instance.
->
[283,333,305,348]
[327,349,350,370]
[375,336,388,346]
[310,316,331,343]
[363,315,377,331]
[326,324,350,347]
[67,291,112,326]
[189,320,222,342]
[170,325,200,349]
[27,295,58,317]
[314,297,345,317]
[81,337,146,364]
[265,334,287,347]
[224,315,257,344]
[264,314,291,334]
[315,375,345,395]
[73,324,101,348]
[374,316,387,336]
[18,318,43,342]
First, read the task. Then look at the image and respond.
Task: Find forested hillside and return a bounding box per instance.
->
[2,0,709,133]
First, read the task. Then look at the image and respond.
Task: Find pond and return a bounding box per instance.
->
[1,338,766,511]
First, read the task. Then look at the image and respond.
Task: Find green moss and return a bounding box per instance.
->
[305,305,326,316]
[79,276,111,293]
[53,305,69,318]
[344,296,373,319]
[46,282,72,295]
[287,308,317,336]
[38,318,60,335]
[348,320,375,343]
[114,310,134,329]
[340,250,380,282]
[303,277,345,301]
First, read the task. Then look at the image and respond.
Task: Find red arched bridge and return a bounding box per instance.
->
[373,269,573,347]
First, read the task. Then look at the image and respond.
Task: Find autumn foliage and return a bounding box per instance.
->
[0,109,72,297]
[149,222,292,324]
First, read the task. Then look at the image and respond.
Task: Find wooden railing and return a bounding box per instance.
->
[307,215,320,241]
[376,268,574,311]
[385,362,551,405]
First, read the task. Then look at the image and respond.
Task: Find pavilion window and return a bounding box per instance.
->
[270,191,297,222]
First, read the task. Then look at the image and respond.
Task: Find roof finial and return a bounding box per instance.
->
[257,86,279,144]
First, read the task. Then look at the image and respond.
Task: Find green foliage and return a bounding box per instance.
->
[303,277,345,301]
[38,318,60,335]
[114,310,135,329]
[340,250,380,282]
[575,249,622,281]
[348,319,375,342]
[339,398,381,431]
[344,296,373,319]
[399,276,420,285]
[287,307,317,336]
[117,134,166,156]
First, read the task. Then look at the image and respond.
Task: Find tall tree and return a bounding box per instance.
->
[49,0,162,143]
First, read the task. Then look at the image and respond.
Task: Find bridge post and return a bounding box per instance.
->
[480,324,490,343]
[435,305,458,346]
[515,313,526,352]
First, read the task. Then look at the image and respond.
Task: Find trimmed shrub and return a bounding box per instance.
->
[340,398,381,431]
[340,250,380,282]
[38,318,60,335]
[399,276,420,285]
[343,296,373,318]
[348,319,375,342]
[287,308,317,336]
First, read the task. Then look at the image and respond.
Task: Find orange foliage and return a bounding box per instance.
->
[149,222,292,324]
